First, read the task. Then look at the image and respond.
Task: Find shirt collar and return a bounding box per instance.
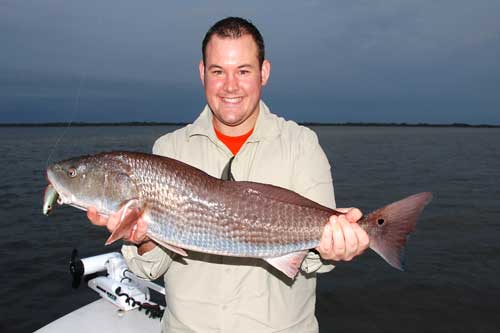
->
[186,100,281,142]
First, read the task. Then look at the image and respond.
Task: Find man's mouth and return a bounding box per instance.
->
[220,96,243,104]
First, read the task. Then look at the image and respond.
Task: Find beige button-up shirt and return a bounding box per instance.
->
[122,101,336,332]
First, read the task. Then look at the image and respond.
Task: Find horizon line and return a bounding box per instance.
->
[0,121,499,128]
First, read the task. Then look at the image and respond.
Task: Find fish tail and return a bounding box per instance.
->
[362,192,432,270]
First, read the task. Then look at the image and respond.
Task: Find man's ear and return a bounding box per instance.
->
[261,59,271,86]
[199,60,205,86]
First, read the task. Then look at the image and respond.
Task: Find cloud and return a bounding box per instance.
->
[1,1,499,123]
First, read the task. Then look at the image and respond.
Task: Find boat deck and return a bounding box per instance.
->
[34,298,161,332]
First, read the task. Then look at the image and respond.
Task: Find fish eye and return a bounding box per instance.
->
[68,167,77,178]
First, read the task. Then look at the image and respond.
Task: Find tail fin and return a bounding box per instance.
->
[362,192,432,270]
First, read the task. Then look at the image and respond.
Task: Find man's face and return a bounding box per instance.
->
[199,34,270,135]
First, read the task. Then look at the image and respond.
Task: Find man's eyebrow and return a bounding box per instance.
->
[207,64,223,70]
[206,64,255,70]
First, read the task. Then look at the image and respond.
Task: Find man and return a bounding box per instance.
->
[88,17,369,332]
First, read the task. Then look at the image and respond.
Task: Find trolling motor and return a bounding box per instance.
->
[69,249,165,314]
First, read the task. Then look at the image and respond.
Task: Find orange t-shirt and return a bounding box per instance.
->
[214,127,254,156]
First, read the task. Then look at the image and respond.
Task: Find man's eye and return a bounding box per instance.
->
[212,70,223,76]
[239,70,249,75]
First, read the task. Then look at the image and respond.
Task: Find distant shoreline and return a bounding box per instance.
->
[0,122,498,128]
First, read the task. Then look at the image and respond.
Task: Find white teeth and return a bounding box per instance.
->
[222,97,242,103]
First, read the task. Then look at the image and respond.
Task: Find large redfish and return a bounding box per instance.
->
[44,151,432,278]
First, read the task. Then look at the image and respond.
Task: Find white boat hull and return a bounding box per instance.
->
[34,298,161,333]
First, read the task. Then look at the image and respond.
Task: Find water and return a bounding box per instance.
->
[0,125,499,332]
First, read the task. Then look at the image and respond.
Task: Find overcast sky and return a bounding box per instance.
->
[1,0,499,124]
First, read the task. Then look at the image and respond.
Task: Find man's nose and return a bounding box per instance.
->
[224,73,238,92]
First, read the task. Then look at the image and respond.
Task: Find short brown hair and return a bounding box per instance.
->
[202,17,265,67]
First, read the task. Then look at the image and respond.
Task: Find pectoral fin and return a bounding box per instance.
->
[264,250,309,279]
[105,199,143,245]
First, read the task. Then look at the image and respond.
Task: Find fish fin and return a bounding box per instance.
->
[105,199,143,245]
[264,250,309,279]
[364,192,433,270]
[148,235,188,257]
[233,181,333,213]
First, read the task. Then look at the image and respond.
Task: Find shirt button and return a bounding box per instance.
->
[221,305,228,310]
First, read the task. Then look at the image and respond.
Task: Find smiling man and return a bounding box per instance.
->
[88,17,368,332]
[200,32,270,136]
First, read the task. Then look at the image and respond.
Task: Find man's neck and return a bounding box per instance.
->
[212,109,260,136]
[214,126,254,156]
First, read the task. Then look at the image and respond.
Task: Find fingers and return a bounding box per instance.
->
[339,216,358,261]
[87,207,108,226]
[352,222,370,255]
[345,207,363,223]
[130,217,149,244]
[319,223,333,255]
[87,206,149,245]
[331,216,346,260]
[334,207,350,214]
[106,210,122,233]
[335,207,363,223]
[317,215,345,261]
[86,207,122,234]
[329,214,358,261]
[316,207,370,261]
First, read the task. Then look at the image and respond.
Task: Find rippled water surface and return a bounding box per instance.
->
[0,125,499,332]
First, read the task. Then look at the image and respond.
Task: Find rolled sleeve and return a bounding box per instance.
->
[301,250,335,274]
[122,244,173,280]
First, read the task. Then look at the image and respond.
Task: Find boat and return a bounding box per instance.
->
[34,250,164,332]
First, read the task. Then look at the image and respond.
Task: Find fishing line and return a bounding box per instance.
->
[45,4,108,167]
[45,72,86,168]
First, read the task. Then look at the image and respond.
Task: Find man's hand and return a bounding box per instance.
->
[87,207,155,254]
[316,208,369,261]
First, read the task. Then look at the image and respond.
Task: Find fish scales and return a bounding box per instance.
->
[45,151,432,277]
[121,152,328,257]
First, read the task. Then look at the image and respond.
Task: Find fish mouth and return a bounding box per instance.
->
[43,179,88,215]
[45,168,91,214]
[45,168,72,207]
